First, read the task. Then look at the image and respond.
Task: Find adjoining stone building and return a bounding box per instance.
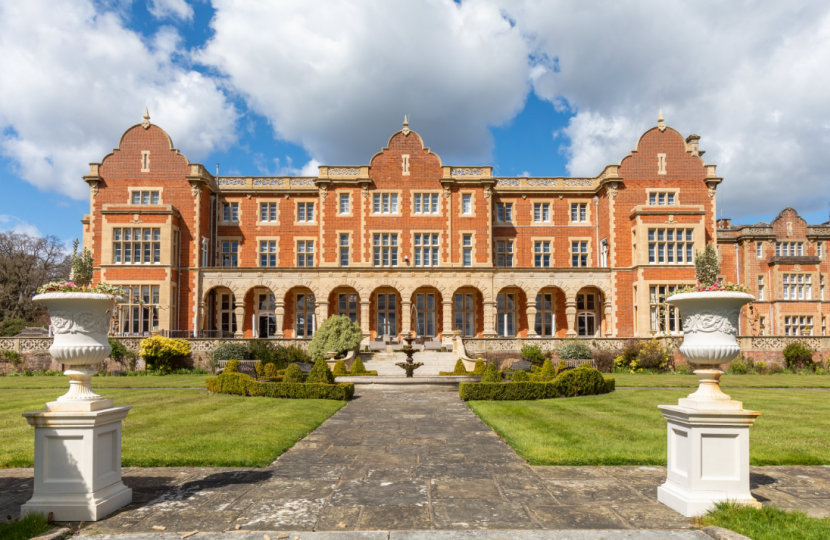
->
[82,110,738,344]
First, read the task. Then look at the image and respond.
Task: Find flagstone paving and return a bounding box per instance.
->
[2,387,830,533]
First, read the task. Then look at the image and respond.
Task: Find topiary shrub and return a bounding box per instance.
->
[452,359,467,375]
[225,359,240,373]
[333,360,348,377]
[695,243,720,287]
[307,358,335,384]
[480,363,502,383]
[511,370,530,382]
[212,343,251,367]
[592,349,616,373]
[556,361,567,376]
[540,359,557,379]
[309,315,363,362]
[139,336,191,371]
[264,363,278,380]
[783,341,815,371]
[460,367,615,401]
[283,364,304,383]
[473,359,485,374]
[254,361,265,379]
[521,344,548,366]
[557,339,592,360]
[351,356,367,374]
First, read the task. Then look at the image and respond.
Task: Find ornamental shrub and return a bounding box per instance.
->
[109,338,137,370]
[783,341,815,370]
[139,336,191,371]
[540,359,557,379]
[306,358,334,384]
[308,315,363,362]
[264,363,278,380]
[695,244,720,287]
[480,363,502,383]
[249,340,278,366]
[521,344,548,366]
[254,361,265,379]
[351,356,367,374]
[557,339,592,360]
[333,360,348,377]
[225,359,240,373]
[0,349,23,367]
[247,381,354,400]
[728,355,753,375]
[452,359,467,375]
[556,361,567,376]
[283,363,304,383]
[473,359,485,374]
[212,343,251,367]
[755,360,768,375]
[206,372,251,395]
[272,345,310,369]
[511,370,530,382]
[635,339,671,371]
[460,368,614,401]
[592,349,616,373]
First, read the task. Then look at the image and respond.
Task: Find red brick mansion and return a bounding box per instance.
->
[80,111,830,345]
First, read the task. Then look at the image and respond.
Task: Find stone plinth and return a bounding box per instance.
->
[21,406,132,522]
[657,405,761,517]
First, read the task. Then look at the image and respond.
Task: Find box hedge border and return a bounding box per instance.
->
[207,373,354,401]
[459,368,614,401]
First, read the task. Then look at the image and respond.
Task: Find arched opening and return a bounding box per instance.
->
[575,286,602,337]
[328,287,361,324]
[284,286,316,338]
[370,286,400,339]
[495,287,528,337]
[410,286,442,338]
[451,286,484,337]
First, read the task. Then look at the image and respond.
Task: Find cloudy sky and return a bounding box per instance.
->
[1,0,829,241]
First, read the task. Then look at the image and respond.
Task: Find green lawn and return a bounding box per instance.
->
[0,374,210,389]
[0,389,344,468]
[613,373,830,388]
[0,513,53,540]
[468,389,830,466]
[702,502,830,540]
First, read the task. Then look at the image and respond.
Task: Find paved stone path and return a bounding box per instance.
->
[2,386,829,535]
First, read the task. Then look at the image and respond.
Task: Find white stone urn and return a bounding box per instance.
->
[33,292,122,410]
[666,291,754,410]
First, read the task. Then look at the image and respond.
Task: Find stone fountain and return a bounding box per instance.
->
[396,332,423,377]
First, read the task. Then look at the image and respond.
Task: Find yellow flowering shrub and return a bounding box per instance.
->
[139,336,191,371]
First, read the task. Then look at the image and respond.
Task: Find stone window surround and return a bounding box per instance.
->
[493,235,517,268]
[255,235,280,268]
[256,198,281,226]
[336,190,354,217]
[217,236,243,267]
[529,198,553,225]
[220,198,243,225]
[370,190,404,217]
[294,198,318,226]
[493,198,518,226]
[457,230,478,267]
[568,198,593,225]
[141,150,150,172]
[101,220,172,267]
[109,280,170,331]
[127,187,164,205]
[778,272,816,300]
[370,229,403,267]
[336,230,353,267]
[294,236,318,267]
[657,152,667,175]
[632,218,705,267]
[756,273,765,301]
[569,236,593,267]
[635,280,695,338]
[645,188,680,206]
[402,154,410,176]
[410,190,443,217]
[408,230,443,267]
[459,190,477,218]
[531,236,556,267]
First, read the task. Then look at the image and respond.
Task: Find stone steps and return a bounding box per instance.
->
[360,351,460,377]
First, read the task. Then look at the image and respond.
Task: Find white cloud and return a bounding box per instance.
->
[148,0,194,21]
[0,1,237,200]
[0,215,42,237]
[196,0,531,165]
[498,0,830,220]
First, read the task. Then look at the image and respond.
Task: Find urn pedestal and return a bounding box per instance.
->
[657,291,761,517]
[21,293,132,522]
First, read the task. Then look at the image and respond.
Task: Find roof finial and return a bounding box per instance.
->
[657,109,666,132]
[402,115,410,136]
[142,107,151,129]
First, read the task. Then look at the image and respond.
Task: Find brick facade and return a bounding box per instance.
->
[85,113,820,344]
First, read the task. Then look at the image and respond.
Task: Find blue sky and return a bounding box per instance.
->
[1,0,828,244]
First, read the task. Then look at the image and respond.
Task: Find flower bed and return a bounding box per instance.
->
[459,366,614,401]
[206,372,354,400]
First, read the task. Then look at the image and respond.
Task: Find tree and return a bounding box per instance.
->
[308,315,363,361]
[0,232,71,322]
[695,244,720,287]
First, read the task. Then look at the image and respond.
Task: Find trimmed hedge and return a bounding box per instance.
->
[459,367,615,401]
[206,372,354,400]
[339,371,378,376]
